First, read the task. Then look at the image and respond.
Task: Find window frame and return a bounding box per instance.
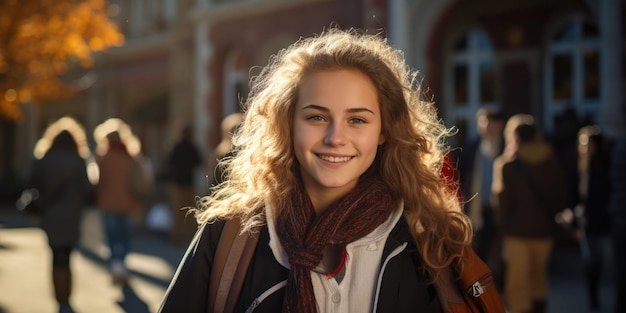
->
[543,14,601,132]
[444,29,498,147]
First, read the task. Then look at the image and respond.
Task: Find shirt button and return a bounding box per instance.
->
[332,293,341,303]
[367,243,377,251]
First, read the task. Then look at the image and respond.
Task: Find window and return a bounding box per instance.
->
[544,15,600,132]
[444,30,496,147]
[163,0,176,24]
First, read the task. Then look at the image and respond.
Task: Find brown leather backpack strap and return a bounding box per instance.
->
[208,218,240,312]
[207,218,259,313]
[456,246,506,312]
[224,231,259,312]
[433,246,506,313]
[433,266,466,313]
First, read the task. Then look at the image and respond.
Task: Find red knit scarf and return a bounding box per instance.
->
[276,170,396,313]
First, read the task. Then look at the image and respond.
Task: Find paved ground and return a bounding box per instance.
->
[0,204,617,313]
[0,206,186,313]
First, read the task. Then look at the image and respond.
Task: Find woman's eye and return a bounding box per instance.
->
[349,117,366,124]
[306,115,325,122]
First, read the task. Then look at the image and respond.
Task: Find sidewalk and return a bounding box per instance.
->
[0,206,187,313]
[546,242,616,313]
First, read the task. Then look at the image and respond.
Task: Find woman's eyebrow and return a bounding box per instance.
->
[300,104,328,112]
[346,107,375,115]
[301,104,375,115]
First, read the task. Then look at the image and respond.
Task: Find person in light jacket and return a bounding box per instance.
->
[96,131,142,285]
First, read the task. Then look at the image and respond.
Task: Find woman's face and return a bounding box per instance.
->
[293,69,385,206]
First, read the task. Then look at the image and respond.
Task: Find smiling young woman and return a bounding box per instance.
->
[293,69,385,213]
[158,28,499,313]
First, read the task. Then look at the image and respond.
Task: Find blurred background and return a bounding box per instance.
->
[1,0,624,199]
[0,0,623,312]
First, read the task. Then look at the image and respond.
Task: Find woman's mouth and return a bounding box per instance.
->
[317,154,352,163]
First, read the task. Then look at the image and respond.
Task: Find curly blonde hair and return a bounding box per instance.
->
[196,28,472,274]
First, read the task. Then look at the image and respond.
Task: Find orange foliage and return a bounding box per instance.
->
[0,0,124,120]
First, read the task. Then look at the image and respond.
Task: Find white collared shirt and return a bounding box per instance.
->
[266,203,404,313]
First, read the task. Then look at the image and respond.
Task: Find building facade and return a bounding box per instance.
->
[2,0,624,201]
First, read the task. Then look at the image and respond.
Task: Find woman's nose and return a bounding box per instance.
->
[323,122,346,146]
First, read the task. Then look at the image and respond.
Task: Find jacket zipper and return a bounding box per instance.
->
[245,280,287,313]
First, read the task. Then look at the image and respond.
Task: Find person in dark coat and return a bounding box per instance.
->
[28,123,92,313]
[492,114,566,313]
[168,125,202,245]
[574,125,612,311]
[608,137,626,313]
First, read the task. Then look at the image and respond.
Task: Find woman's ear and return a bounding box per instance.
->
[378,133,386,145]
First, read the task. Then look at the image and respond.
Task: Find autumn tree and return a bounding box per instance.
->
[0,0,124,120]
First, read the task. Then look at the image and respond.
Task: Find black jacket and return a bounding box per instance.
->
[159,216,442,313]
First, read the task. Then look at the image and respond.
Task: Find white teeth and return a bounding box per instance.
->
[319,155,351,163]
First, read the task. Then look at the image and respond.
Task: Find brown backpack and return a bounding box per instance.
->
[432,246,506,313]
[207,218,506,313]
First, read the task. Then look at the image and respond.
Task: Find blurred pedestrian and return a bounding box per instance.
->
[492,114,567,313]
[27,118,92,313]
[208,112,243,188]
[608,137,626,313]
[574,125,612,312]
[167,124,202,245]
[458,106,506,283]
[159,28,502,313]
[550,107,582,216]
[95,130,142,285]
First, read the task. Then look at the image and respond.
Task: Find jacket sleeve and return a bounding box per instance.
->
[497,161,515,230]
[158,220,225,312]
[547,156,567,216]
